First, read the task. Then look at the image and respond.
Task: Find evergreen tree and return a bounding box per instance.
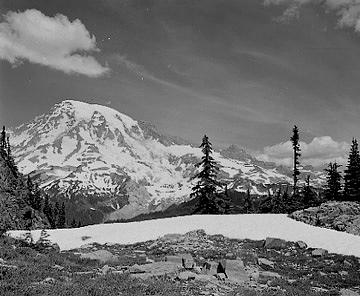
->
[43,195,54,227]
[191,135,223,214]
[271,189,284,213]
[57,202,66,228]
[70,218,77,228]
[324,162,342,201]
[0,126,6,153]
[290,126,301,194]
[302,175,318,207]
[343,139,360,201]
[53,201,60,228]
[243,188,253,213]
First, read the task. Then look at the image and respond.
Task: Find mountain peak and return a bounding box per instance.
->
[220,144,253,161]
[50,100,138,129]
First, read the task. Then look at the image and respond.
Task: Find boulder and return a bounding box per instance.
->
[165,255,183,266]
[264,237,287,249]
[101,264,112,275]
[181,253,195,269]
[224,259,249,283]
[258,258,274,269]
[130,261,180,277]
[202,261,219,275]
[177,271,196,281]
[311,248,328,257]
[216,273,227,280]
[79,250,119,264]
[258,271,281,284]
[160,233,184,243]
[225,253,236,259]
[296,241,308,249]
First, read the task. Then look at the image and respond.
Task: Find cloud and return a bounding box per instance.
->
[0,9,109,77]
[257,136,350,167]
[264,0,360,33]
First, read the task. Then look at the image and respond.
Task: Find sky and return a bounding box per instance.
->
[0,0,360,167]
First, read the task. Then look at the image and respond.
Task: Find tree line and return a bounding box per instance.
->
[0,126,76,233]
[190,126,360,215]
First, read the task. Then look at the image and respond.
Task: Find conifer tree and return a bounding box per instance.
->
[191,135,223,214]
[290,126,301,194]
[302,175,318,207]
[57,202,66,228]
[344,139,360,201]
[70,219,77,228]
[43,195,54,227]
[243,188,253,213]
[53,201,60,228]
[271,189,284,213]
[0,126,6,153]
[324,162,342,201]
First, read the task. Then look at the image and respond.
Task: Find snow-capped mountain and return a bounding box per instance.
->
[9,100,323,223]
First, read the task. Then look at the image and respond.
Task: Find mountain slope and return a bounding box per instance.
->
[10,100,322,223]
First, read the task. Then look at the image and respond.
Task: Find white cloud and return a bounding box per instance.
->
[264,0,360,33]
[257,136,350,167]
[0,9,109,77]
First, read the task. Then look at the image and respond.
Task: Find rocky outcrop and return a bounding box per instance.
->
[290,201,360,236]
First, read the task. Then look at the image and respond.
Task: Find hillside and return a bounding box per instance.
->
[9,100,325,225]
[290,202,360,236]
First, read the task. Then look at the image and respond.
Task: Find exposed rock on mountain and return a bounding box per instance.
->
[290,201,360,236]
[9,100,324,223]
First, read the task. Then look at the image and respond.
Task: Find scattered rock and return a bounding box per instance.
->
[160,233,184,243]
[296,241,308,249]
[258,258,275,269]
[224,259,249,283]
[264,237,287,249]
[177,271,196,281]
[311,248,328,257]
[290,201,360,236]
[216,273,227,281]
[202,261,219,275]
[165,255,183,266]
[340,289,360,296]
[181,253,195,269]
[225,252,236,259]
[130,261,180,278]
[101,264,115,275]
[258,271,281,284]
[79,249,119,264]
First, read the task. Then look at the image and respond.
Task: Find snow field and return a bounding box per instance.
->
[9,214,360,257]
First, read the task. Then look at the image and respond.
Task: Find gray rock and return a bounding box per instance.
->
[258,271,281,284]
[258,258,275,269]
[177,271,196,281]
[165,255,183,266]
[264,237,287,249]
[216,273,227,280]
[311,248,328,257]
[101,264,114,275]
[224,259,249,284]
[340,289,360,296]
[296,241,308,249]
[181,253,195,269]
[202,261,219,275]
[79,249,119,264]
